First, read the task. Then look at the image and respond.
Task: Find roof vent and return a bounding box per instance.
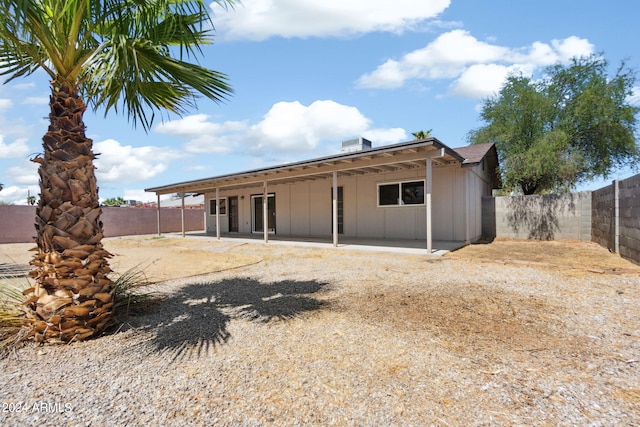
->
[340,137,372,153]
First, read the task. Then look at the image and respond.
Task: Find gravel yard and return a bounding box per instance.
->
[1,236,639,426]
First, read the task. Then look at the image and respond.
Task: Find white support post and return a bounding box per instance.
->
[332,171,338,247]
[215,187,220,240]
[181,192,185,238]
[263,181,268,243]
[156,194,161,236]
[464,169,470,245]
[426,158,432,253]
[425,148,445,254]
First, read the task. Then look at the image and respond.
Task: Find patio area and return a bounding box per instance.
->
[163,231,466,256]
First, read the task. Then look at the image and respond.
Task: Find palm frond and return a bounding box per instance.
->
[112,265,162,318]
[85,35,231,130]
[0,273,31,358]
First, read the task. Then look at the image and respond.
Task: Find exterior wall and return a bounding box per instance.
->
[482,192,592,241]
[0,205,38,244]
[465,161,494,242]
[618,174,640,263]
[205,164,479,242]
[591,184,615,250]
[102,207,204,237]
[592,174,640,264]
[0,206,204,244]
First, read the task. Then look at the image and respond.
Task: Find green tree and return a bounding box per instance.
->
[102,197,126,207]
[0,0,234,343]
[469,55,639,195]
[411,129,432,140]
[27,195,36,205]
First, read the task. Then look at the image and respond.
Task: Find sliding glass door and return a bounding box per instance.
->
[251,194,276,233]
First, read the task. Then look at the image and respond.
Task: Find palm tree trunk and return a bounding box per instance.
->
[24,79,114,343]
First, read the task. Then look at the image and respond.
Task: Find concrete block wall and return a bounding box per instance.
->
[591,185,615,251]
[589,174,640,264]
[0,205,39,244]
[618,174,640,263]
[0,206,204,244]
[482,192,592,241]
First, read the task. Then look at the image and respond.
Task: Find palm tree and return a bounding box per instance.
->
[0,0,233,343]
[412,129,432,140]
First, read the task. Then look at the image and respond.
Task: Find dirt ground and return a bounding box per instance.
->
[447,238,639,274]
[2,235,637,281]
[1,236,639,424]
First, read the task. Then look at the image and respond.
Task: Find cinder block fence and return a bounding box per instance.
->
[481,172,640,265]
[482,192,592,241]
[0,206,204,244]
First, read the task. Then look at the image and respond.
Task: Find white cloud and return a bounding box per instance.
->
[155,114,248,154]
[249,100,372,154]
[363,128,408,145]
[0,183,39,205]
[6,161,38,185]
[212,0,451,40]
[155,100,406,157]
[449,63,534,99]
[0,136,30,158]
[94,139,184,183]
[357,30,595,98]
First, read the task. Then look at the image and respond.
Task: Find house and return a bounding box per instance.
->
[156,193,205,209]
[145,137,500,252]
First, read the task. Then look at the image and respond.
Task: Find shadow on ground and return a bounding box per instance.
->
[131,277,328,361]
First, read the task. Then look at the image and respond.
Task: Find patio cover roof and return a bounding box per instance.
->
[145,137,466,195]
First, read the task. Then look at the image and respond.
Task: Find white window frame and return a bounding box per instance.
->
[377,180,426,207]
[209,197,228,216]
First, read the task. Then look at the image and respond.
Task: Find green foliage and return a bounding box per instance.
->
[102,196,126,207]
[0,0,235,131]
[0,263,159,357]
[412,129,432,139]
[112,265,161,318]
[469,55,639,194]
[0,273,30,357]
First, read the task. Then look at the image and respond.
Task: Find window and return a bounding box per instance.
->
[401,181,425,205]
[209,198,227,215]
[377,180,425,206]
[378,184,400,206]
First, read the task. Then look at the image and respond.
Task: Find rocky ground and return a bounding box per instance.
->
[0,236,638,426]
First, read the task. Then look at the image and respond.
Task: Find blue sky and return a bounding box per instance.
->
[0,0,639,204]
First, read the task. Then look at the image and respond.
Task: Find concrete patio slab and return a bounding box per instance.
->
[163,232,466,256]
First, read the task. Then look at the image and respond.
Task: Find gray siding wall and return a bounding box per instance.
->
[482,192,592,241]
[205,163,487,242]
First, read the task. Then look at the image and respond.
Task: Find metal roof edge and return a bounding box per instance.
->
[145,137,464,194]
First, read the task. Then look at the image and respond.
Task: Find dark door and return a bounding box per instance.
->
[330,186,344,234]
[252,194,276,233]
[228,196,239,232]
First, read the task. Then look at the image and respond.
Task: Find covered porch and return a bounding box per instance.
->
[163,231,466,256]
[146,138,469,254]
